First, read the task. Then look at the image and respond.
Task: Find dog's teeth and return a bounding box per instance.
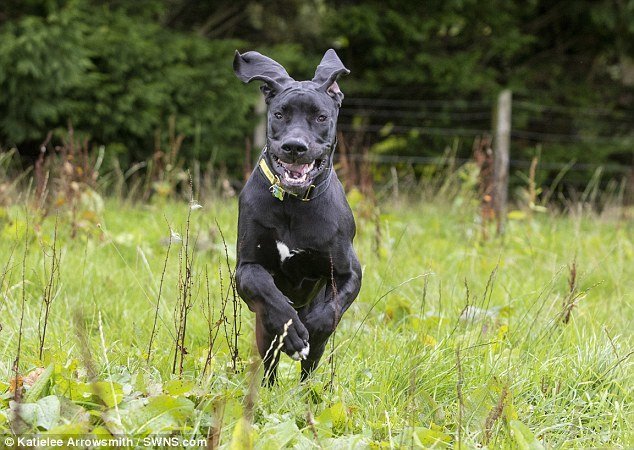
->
[290,351,301,361]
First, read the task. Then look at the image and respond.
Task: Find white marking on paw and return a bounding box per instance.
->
[300,343,310,360]
[290,343,310,361]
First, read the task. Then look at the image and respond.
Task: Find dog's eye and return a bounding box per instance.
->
[317,115,327,123]
[274,112,283,119]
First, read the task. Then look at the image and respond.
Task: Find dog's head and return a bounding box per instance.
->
[234,49,349,194]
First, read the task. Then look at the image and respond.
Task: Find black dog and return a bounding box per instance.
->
[233,49,362,384]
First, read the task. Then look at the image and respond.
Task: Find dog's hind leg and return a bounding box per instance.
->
[298,257,362,381]
[297,288,337,381]
[299,339,328,381]
[256,313,280,386]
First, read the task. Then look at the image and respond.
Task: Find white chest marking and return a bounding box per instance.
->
[276,241,292,262]
[276,241,305,262]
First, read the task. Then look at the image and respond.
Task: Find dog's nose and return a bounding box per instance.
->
[281,139,309,154]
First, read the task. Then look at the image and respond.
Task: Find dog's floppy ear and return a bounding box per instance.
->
[233,50,293,103]
[312,49,350,106]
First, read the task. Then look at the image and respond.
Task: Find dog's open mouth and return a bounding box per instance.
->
[271,154,327,187]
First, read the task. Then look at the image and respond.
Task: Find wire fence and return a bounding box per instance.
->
[335,153,630,174]
[336,95,634,178]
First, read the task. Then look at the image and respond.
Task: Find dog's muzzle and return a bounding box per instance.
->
[258,149,332,202]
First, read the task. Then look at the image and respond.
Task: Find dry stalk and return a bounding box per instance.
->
[306,408,321,447]
[372,199,382,258]
[34,132,52,210]
[0,242,17,333]
[172,207,196,376]
[562,258,578,324]
[244,344,260,424]
[326,255,339,392]
[71,310,111,415]
[216,220,241,372]
[528,153,539,209]
[13,220,29,402]
[73,310,98,380]
[473,135,494,240]
[201,265,228,377]
[38,215,61,360]
[146,220,172,365]
[482,385,508,445]
[207,396,226,449]
[455,345,464,450]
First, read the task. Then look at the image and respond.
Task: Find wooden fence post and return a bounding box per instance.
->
[244,97,267,180]
[254,96,267,151]
[493,89,512,235]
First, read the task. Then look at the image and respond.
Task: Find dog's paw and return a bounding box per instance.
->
[290,342,310,361]
[302,302,339,338]
[265,312,310,360]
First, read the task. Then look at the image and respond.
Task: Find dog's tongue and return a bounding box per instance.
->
[281,162,311,175]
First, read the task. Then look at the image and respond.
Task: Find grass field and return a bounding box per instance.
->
[0,192,632,448]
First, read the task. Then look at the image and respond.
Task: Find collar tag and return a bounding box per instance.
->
[259,157,286,201]
[269,183,286,201]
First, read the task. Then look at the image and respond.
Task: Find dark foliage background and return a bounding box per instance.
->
[0,0,632,186]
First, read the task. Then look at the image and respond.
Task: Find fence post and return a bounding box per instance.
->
[493,89,512,235]
[254,97,267,152]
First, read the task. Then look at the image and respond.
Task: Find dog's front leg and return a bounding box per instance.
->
[298,252,362,380]
[236,262,310,384]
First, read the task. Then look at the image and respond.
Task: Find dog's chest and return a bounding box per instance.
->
[253,236,329,278]
[267,239,329,305]
[273,240,329,274]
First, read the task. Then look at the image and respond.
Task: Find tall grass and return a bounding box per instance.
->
[0,143,631,447]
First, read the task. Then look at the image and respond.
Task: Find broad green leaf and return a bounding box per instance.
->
[255,420,307,450]
[9,395,61,431]
[61,380,93,403]
[323,434,370,449]
[44,421,89,435]
[163,379,195,396]
[317,401,347,432]
[35,395,62,430]
[91,381,124,408]
[134,372,146,393]
[509,420,545,450]
[117,395,195,434]
[23,364,54,402]
[59,396,90,424]
[93,425,115,438]
[411,426,451,448]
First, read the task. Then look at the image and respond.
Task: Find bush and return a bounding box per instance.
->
[0,2,257,169]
